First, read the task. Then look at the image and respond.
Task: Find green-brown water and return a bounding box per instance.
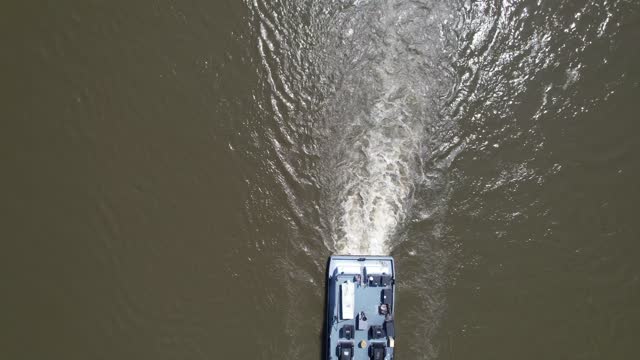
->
[3,0,640,359]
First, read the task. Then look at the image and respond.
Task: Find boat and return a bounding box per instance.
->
[325,255,396,360]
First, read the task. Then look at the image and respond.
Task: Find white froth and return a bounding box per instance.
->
[335,97,420,255]
[325,0,451,256]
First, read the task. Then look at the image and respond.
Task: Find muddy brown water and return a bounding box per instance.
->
[3,0,640,359]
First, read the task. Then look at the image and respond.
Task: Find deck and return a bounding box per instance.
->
[326,256,395,360]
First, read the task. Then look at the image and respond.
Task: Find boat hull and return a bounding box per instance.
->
[325,256,396,360]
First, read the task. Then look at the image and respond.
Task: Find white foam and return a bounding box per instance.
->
[323,0,453,256]
[334,94,421,255]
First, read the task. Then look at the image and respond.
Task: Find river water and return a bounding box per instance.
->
[3,0,640,359]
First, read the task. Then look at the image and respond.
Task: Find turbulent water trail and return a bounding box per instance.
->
[319,0,457,255]
[246,0,457,256]
[332,85,423,255]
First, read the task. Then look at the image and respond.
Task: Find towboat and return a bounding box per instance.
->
[326,256,396,360]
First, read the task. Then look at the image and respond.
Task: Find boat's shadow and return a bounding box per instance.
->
[320,258,329,360]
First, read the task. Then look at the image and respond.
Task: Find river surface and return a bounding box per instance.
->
[3,0,640,359]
